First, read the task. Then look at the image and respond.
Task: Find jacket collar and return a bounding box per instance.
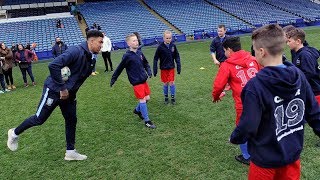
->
[79,41,90,53]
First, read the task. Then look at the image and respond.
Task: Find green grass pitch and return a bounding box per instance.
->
[1,27,320,179]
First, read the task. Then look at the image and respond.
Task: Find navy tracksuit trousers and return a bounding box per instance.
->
[15,86,78,150]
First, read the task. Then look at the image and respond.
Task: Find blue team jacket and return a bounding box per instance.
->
[45,42,95,93]
[230,61,320,168]
[153,42,181,76]
[293,46,320,95]
[209,35,229,62]
[111,50,152,86]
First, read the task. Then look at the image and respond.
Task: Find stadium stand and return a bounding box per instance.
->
[78,0,177,45]
[0,14,84,59]
[206,0,299,26]
[2,0,66,6]
[259,0,320,21]
[144,0,249,36]
[0,0,318,59]
[8,6,69,18]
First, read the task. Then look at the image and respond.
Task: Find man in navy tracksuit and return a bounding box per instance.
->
[7,30,104,160]
[210,24,228,65]
[153,30,181,104]
[110,33,156,129]
[230,24,320,179]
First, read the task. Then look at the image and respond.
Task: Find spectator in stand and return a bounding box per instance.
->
[15,44,36,87]
[91,23,101,31]
[56,19,63,28]
[0,43,15,90]
[52,37,68,59]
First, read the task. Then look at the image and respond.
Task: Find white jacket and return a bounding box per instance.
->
[101,36,112,52]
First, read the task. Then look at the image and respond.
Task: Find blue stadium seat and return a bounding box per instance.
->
[0,17,84,52]
[144,0,248,36]
[78,0,175,43]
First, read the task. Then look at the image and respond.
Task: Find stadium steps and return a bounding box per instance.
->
[203,0,254,27]
[75,14,87,37]
[138,0,183,35]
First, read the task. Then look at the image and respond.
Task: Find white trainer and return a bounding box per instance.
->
[7,128,19,151]
[64,150,87,161]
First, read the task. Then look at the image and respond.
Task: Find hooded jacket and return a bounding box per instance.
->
[111,50,152,86]
[230,61,320,168]
[293,46,320,95]
[15,49,34,63]
[52,42,68,58]
[212,50,259,110]
[45,42,95,93]
[0,47,13,70]
[153,42,181,76]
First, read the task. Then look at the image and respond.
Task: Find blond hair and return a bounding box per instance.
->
[125,33,137,42]
[163,30,172,37]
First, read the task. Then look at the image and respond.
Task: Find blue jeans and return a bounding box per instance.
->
[20,65,35,83]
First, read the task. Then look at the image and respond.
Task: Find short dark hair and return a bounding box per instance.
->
[252,24,285,56]
[282,25,295,34]
[18,43,24,49]
[218,24,226,29]
[86,30,104,40]
[286,28,305,43]
[222,36,241,52]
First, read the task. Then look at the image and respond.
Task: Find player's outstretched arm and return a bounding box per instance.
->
[142,53,152,77]
[110,56,127,87]
[212,65,229,102]
[153,47,159,77]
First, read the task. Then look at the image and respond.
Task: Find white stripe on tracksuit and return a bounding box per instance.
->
[36,88,49,117]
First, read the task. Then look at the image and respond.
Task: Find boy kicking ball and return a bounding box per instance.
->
[110,33,156,129]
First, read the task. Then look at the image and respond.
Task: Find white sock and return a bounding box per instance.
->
[12,129,18,138]
[66,149,75,153]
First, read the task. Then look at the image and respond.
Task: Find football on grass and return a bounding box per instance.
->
[61,66,71,81]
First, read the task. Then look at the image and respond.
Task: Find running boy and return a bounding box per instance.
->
[230,24,320,179]
[153,30,181,104]
[212,36,259,165]
[110,33,156,129]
